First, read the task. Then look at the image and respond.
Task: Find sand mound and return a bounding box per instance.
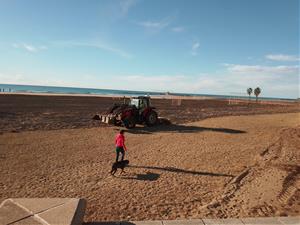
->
[202,126,300,218]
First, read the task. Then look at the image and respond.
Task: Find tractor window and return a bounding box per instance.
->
[130,99,140,108]
[139,100,145,108]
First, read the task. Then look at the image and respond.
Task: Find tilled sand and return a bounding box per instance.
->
[0,113,299,222]
[0,94,298,133]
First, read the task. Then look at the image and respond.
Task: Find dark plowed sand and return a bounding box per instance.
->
[0,94,299,133]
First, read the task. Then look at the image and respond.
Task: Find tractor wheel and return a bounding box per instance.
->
[146,111,158,126]
[123,117,136,129]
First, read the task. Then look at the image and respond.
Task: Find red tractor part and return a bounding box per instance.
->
[95,96,158,129]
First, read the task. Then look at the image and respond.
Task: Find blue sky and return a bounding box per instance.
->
[0,0,299,98]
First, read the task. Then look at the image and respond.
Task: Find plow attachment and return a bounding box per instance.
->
[93,114,116,125]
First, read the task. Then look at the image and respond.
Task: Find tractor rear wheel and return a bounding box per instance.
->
[146,111,158,126]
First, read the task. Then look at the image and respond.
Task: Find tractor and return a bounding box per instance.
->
[95,96,158,128]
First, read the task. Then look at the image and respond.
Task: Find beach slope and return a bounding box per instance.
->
[0,112,299,221]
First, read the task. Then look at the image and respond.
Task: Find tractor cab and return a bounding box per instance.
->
[129,96,151,110]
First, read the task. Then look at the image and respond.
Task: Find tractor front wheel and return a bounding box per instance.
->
[146,111,158,126]
[123,117,136,129]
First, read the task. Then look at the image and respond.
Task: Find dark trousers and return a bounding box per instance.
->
[116,147,125,162]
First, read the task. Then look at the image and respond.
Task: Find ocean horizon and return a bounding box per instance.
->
[0,83,296,101]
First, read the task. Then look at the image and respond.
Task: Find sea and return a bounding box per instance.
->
[0,83,295,101]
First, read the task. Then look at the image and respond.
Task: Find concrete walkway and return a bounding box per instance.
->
[0,198,86,225]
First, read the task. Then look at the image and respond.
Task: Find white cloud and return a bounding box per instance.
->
[223,64,299,74]
[12,43,47,53]
[0,73,25,84]
[0,72,71,87]
[191,42,200,56]
[135,16,173,30]
[1,71,298,98]
[265,54,300,62]
[116,74,229,94]
[23,44,38,52]
[54,40,132,59]
[120,0,138,16]
[39,46,48,50]
[1,60,299,98]
[216,63,299,98]
[192,42,200,50]
[171,26,185,32]
[12,43,19,48]
[117,72,299,98]
[114,64,299,97]
[118,75,185,91]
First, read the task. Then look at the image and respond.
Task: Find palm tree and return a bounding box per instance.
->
[254,87,261,102]
[247,88,253,102]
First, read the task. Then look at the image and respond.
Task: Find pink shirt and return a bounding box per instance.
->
[115,134,125,147]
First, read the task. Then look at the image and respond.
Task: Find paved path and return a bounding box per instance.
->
[0,198,86,225]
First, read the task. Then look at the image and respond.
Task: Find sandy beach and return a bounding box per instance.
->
[0,94,299,222]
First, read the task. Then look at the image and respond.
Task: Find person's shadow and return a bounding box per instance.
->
[112,165,234,182]
[128,165,234,178]
[123,124,246,135]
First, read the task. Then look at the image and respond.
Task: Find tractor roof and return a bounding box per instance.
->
[132,96,150,99]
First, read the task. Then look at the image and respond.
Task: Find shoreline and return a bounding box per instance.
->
[0,91,214,100]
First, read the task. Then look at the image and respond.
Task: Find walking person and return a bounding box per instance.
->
[115,130,127,162]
